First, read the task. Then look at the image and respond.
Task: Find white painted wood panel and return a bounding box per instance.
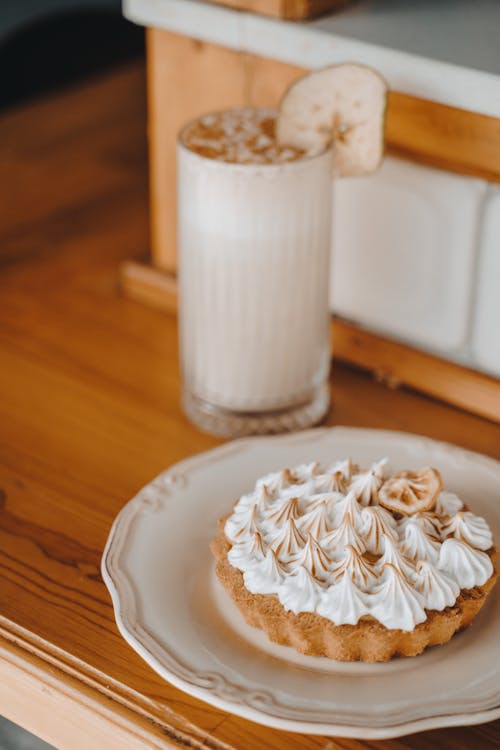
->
[330,158,486,352]
[471,187,500,375]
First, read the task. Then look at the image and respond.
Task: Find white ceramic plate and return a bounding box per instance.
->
[102,427,500,739]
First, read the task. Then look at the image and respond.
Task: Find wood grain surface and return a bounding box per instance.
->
[1,61,500,749]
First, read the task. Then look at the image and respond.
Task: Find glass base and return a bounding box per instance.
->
[183,384,330,438]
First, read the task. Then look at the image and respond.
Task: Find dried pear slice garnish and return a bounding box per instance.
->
[276,63,388,177]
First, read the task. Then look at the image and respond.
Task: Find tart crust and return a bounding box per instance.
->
[211,517,498,663]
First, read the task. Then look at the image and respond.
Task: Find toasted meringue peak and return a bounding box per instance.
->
[265,496,300,527]
[338,491,363,519]
[359,505,397,554]
[322,511,366,556]
[225,458,495,630]
[297,501,330,539]
[224,504,259,542]
[399,511,441,540]
[292,534,331,580]
[235,490,258,511]
[379,467,442,515]
[255,484,273,514]
[330,545,377,588]
[313,472,347,493]
[351,459,389,505]
[228,531,265,570]
[279,565,321,614]
[271,518,305,562]
[249,531,265,558]
[372,457,390,479]
[328,457,357,480]
[439,538,493,589]
[292,461,321,482]
[377,536,416,581]
[415,560,460,611]
[243,548,287,595]
[372,564,427,630]
[263,547,287,576]
[436,491,464,517]
[276,468,295,490]
[308,491,344,515]
[442,511,493,551]
[257,468,295,496]
[400,520,441,564]
[318,571,369,625]
[330,491,362,528]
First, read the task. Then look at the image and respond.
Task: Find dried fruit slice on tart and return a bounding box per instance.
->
[379,467,443,516]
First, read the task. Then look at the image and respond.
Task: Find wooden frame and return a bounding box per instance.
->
[123,28,500,425]
[146,29,500,274]
[205,0,351,19]
[121,261,500,425]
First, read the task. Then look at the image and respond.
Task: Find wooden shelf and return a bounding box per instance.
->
[203,0,350,19]
[121,261,500,426]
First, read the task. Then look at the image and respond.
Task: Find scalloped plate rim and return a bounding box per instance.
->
[102,426,500,739]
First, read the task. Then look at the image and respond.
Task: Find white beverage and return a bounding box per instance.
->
[178,108,333,436]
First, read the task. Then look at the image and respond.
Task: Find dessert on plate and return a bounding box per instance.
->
[211,459,497,662]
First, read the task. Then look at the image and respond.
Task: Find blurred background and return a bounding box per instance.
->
[0,1,143,111]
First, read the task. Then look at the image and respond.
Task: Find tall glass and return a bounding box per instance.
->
[177,110,333,437]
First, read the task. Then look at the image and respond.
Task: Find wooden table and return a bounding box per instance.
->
[1,61,499,750]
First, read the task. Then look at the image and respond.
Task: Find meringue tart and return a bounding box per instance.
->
[211,459,497,662]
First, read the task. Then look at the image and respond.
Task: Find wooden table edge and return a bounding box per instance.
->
[0,619,221,750]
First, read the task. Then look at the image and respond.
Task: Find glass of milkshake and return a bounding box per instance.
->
[177,108,333,437]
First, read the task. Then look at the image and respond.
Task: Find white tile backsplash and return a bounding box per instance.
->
[471,187,500,375]
[330,157,487,352]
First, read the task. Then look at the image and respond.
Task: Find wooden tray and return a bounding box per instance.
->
[205,0,352,20]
